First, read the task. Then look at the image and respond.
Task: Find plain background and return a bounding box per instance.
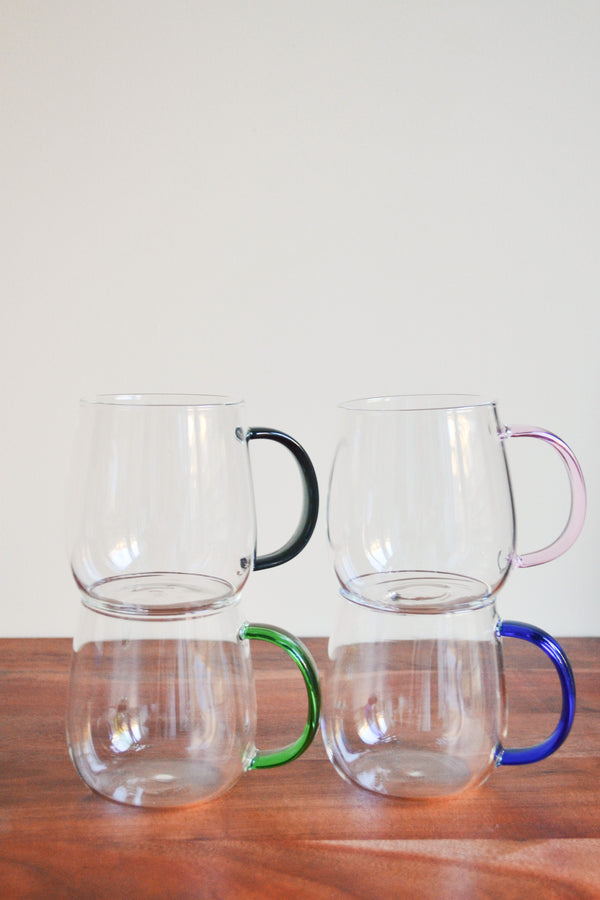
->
[1,1,598,637]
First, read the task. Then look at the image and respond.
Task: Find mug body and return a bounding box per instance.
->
[67,600,256,808]
[328,395,515,606]
[68,394,256,617]
[321,595,506,799]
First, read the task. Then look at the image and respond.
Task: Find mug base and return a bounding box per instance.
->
[70,756,242,808]
[336,746,492,800]
[341,572,493,614]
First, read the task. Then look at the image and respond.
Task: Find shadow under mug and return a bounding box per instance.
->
[321,594,575,799]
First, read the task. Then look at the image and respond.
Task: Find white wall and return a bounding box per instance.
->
[2,1,598,637]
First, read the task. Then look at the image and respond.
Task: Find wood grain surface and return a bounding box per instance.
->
[1,637,599,898]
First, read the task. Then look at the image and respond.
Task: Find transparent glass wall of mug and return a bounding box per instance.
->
[69,395,256,616]
[327,395,586,609]
[321,594,575,799]
[66,394,320,808]
[68,603,255,807]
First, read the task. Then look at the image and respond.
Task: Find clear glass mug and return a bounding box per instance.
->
[321,594,575,799]
[68,603,320,808]
[66,394,320,807]
[328,395,586,608]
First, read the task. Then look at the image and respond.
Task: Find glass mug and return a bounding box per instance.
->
[328,395,586,608]
[321,594,575,799]
[66,394,320,807]
[68,603,320,808]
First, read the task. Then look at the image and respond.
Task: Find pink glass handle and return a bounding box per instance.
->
[501,425,586,568]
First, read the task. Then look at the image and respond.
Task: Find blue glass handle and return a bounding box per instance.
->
[497,619,576,766]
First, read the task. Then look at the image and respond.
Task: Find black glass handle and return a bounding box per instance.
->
[246,427,319,571]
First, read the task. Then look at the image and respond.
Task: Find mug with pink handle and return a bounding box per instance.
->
[327,394,586,611]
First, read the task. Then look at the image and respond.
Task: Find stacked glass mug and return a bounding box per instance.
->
[66,395,321,808]
[321,395,586,799]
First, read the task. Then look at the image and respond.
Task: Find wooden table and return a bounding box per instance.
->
[1,637,599,898]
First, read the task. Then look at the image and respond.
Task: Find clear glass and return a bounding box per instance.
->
[68,393,319,617]
[66,394,321,807]
[328,395,586,608]
[321,594,575,799]
[67,602,321,808]
[69,394,255,616]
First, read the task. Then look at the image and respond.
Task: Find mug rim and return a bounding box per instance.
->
[80,393,244,408]
[339,394,495,413]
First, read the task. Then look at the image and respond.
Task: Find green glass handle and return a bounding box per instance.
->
[239,622,321,769]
